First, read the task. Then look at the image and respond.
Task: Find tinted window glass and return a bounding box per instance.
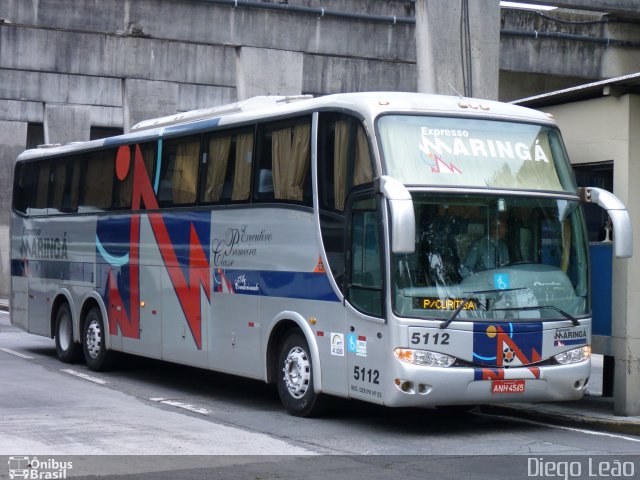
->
[114,142,156,210]
[81,149,115,211]
[49,156,81,214]
[157,136,200,207]
[318,114,373,212]
[255,117,312,205]
[348,195,383,317]
[13,162,36,215]
[201,130,253,203]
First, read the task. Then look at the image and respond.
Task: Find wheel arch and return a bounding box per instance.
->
[265,311,322,394]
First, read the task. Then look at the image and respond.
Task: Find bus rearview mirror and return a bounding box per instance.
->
[377,176,416,254]
[579,187,633,258]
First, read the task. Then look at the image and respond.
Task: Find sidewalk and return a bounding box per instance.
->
[0,298,637,436]
[480,395,640,437]
[480,354,640,436]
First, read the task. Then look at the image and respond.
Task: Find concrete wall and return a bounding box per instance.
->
[520,0,640,17]
[0,0,639,299]
[500,9,640,100]
[0,122,27,297]
[0,0,419,299]
[545,95,640,415]
[415,0,500,99]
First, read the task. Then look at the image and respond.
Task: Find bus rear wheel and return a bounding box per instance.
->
[82,307,116,371]
[54,303,83,363]
[276,330,325,417]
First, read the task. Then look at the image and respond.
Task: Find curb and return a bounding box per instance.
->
[479,404,640,437]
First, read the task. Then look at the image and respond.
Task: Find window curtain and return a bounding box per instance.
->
[333,120,349,211]
[117,147,133,208]
[204,136,231,202]
[51,162,67,210]
[173,142,199,204]
[141,144,156,179]
[353,126,373,186]
[272,124,310,201]
[68,158,81,210]
[272,128,290,199]
[84,151,114,209]
[233,132,253,201]
[34,163,50,210]
[288,124,310,201]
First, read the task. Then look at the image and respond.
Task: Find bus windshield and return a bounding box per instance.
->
[378,115,576,192]
[393,193,589,321]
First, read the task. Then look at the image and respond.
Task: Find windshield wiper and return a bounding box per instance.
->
[490,305,579,326]
[440,287,526,329]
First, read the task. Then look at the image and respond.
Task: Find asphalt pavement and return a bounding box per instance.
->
[0,297,637,438]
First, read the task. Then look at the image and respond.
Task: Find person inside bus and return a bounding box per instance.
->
[461,219,510,277]
[417,204,462,286]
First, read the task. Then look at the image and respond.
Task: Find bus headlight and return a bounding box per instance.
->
[394,348,456,367]
[554,346,591,365]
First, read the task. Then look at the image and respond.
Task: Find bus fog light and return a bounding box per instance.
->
[394,378,414,393]
[554,346,591,365]
[394,348,455,367]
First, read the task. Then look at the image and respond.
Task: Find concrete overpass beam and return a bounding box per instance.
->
[123,79,178,132]
[517,0,640,18]
[235,47,303,100]
[44,104,91,145]
[0,121,28,297]
[415,0,500,100]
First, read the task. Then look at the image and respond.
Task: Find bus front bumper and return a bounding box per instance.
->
[383,359,590,408]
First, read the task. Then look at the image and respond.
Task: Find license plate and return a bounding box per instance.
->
[491,379,525,394]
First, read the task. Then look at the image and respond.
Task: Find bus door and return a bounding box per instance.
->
[10,219,29,331]
[344,192,386,404]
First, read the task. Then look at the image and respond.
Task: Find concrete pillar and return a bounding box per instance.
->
[0,121,28,298]
[415,0,500,100]
[44,104,91,145]
[612,95,640,416]
[124,79,178,132]
[235,47,303,100]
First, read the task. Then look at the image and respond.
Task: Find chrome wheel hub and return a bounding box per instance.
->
[282,346,311,399]
[85,320,102,359]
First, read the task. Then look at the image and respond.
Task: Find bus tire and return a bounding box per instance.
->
[82,307,116,371]
[276,330,325,417]
[54,303,83,363]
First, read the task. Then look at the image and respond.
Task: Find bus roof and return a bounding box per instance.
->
[16,92,555,162]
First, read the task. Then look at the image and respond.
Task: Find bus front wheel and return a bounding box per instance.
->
[54,303,83,363]
[276,330,325,417]
[82,307,116,371]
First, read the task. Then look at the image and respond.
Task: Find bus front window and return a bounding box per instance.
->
[393,194,589,321]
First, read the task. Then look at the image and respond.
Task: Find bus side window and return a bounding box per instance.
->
[317,113,375,293]
[322,115,374,208]
[13,162,38,215]
[200,130,253,203]
[157,135,200,207]
[113,142,156,210]
[254,117,312,205]
[49,156,81,214]
[81,149,114,211]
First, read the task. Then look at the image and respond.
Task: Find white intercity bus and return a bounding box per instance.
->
[10,92,632,416]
